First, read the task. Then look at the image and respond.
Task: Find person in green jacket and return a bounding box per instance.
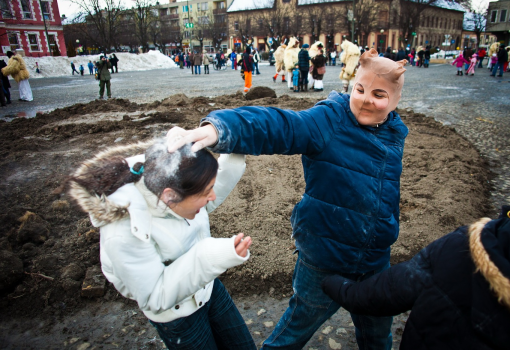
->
[96,55,112,99]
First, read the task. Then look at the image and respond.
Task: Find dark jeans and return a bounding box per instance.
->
[477,57,484,68]
[204,64,209,74]
[491,62,504,76]
[195,65,201,74]
[262,254,393,350]
[150,279,256,350]
[3,86,10,102]
[299,69,309,86]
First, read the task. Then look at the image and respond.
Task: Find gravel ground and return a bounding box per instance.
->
[0,61,507,350]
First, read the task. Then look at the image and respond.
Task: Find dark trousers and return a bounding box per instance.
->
[204,64,209,74]
[3,86,10,102]
[99,80,111,98]
[0,81,5,106]
[150,279,256,350]
[299,69,309,86]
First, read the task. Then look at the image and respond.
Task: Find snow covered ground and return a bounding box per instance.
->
[19,50,178,79]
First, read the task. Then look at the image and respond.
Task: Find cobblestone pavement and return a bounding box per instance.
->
[1,62,508,349]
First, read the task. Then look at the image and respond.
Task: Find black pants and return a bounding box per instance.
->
[204,65,209,74]
[299,69,309,86]
[3,86,10,102]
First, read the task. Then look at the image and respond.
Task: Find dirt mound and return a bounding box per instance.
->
[0,94,492,324]
[245,86,277,100]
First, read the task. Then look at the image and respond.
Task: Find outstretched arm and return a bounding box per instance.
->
[168,100,344,155]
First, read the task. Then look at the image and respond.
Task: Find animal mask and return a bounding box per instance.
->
[350,48,407,126]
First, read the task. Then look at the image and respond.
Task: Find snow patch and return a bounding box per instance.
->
[16,50,177,79]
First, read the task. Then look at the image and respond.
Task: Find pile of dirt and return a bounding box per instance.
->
[0,93,492,324]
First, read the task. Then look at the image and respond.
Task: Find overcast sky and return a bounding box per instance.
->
[56,0,492,22]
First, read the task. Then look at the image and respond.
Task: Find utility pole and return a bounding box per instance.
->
[38,0,51,56]
[351,0,355,43]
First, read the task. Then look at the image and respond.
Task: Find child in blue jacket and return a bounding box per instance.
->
[167,49,409,350]
[292,64,300,92]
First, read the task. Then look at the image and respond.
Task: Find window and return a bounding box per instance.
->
[198,2,207,11]
[7,32,19,51]
[41,1,50,20]
[215,14,225,23]
[48,34,56,51]
[0,0,12,18]
[20,0,32,19]
[490,10,497,23]
[500,9,507,22]
[28,33,39,51]
[160,9,168,16]
[183,5,188,12]
[184,31,190,38]
[234,21,239,31]
[218,1,225,9]
[198,16,209,24]
[170,19,179,27]
[170,7,177,14]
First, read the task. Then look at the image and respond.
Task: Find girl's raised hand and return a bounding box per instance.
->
[167,124,218,153]
[234,233,252,258]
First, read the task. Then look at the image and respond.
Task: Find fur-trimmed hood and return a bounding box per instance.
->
[469,210,510,310]
[68,140,155,227]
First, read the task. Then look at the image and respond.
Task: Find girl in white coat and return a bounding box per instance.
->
[69,139,255,349]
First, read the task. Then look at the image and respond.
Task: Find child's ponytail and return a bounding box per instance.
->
[70,156,144,197]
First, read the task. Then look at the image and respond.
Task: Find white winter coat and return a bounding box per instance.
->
[71,148,248,323]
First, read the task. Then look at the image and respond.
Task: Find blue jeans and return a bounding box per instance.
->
[262,255,393,350]
[491,62,504,76]
[195,65,201,74]
[150,279,255,350]
[477,58,484,68]
[252,62,260,74]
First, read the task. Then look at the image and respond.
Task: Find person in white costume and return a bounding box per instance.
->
[1,51,33,101]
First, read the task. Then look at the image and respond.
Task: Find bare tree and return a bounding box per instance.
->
[394,0,468,43]
[130,0,159,52]
[231,13,254,50]
[256,4,290,50]
[196,11,228,50]
[70,0,124,52]
[467,2,488,49]
[353,0,379,47]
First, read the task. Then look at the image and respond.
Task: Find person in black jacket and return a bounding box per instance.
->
[109,54,119,73]
[424,46,431,68]
[297,43,310,92]
[491,44,508,77]
[0,59,11,104]
[322,207,510,350]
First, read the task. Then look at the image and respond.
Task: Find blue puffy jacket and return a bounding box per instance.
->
[203,91,409,273]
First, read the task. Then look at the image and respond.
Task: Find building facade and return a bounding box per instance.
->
[226,0,466,53]
[486,0,510,45]
[0,0,66,57]
[156,0,233,53]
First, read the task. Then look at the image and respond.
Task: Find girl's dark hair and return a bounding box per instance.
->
[71,141,218,203]
[143,142,218,203]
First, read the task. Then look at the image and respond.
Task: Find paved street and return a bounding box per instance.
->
[1,61,509,349]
